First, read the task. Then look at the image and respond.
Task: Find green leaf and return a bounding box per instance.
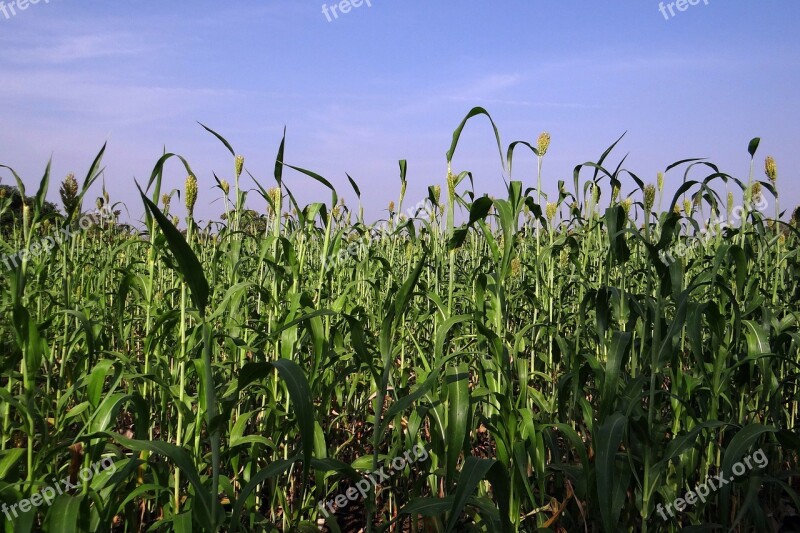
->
[719,424,777,523]
[44,494,83,533]
[595,413,626,532]
[445,457,495,533]
[271,359,316,482]
[94,432,215,527]
[747,137,760,158]
[198,122,236,156]
[138,184,209,316]
[446,107,504,171]
[229,458,297,531]
[0,449,25,479]
[445,364,470,487]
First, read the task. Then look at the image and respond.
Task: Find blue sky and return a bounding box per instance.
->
[1,0,798,223]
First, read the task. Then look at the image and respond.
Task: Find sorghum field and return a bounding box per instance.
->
[1,109,799,532]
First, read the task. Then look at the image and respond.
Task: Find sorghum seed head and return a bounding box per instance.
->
[267,187,281,209]
[751,182,763,204]
[59,173,79,214]
[765,156,777,185]
[61,173,78,197]
[683,198,692,216]
[162,194,171,208]
[559,248,570,268]
[96,197,104,210]
[22,201,30,223]
[622,198,633,217]
[727,192,735,216]
[537,132,551,157]
[234,155,245,179]
[432,185,441,205]
[185,174,198,215]
[510,257,522,278]
[657,172,664,191]
[611,185,620,203]
[446,170,457,198]
[220,179,230,196]
[0,188,6,199]
[644,184,656,212]
[388,201,395,213]
[546,201,558,221]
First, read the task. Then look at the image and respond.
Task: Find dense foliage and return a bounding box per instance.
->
[1,109,798,532]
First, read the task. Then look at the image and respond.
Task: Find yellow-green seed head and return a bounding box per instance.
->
[96,197,104,210]
[592,184,600,204]
[673,204,681,215]
[644,184,656,212]
[611,185,620,203]
[727,192,734,216]
[235,155,245,179]
[546,201,558,221]
[0,188,6,199]
[510,257,522,278]
[22,202,30,229]
[537,132,551,157]
[765,156,777,185]
[59,173,79,215]
[185,174,198,215]
[622,198,633,217]
[388,201,395,213]
[446,170,457,199]
[267,187,281,210]
[162,194,171,208]
[657,172,664,191]
[559,247,570,268]
[61,173,78,198]
[683,198,692,216]
[751,182,763,204]
[220,179,230,196]
[171,215,179,226]
[432,185,441,204]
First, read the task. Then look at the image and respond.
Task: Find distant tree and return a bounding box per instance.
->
[0,184,60,230]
